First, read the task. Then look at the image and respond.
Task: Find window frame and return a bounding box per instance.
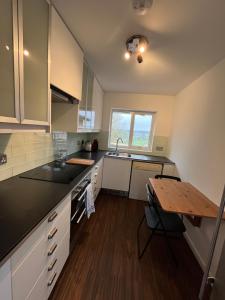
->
[108,108,156,152]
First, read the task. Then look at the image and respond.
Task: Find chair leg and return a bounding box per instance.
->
[137,215,145,258]
[138,230,155,259]
[137,215,160,259]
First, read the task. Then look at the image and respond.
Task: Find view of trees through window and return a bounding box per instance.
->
[109,110,153,150]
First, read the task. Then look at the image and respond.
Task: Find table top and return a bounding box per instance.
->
[149,179,224,219]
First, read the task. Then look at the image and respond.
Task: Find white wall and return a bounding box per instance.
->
[99,92,176,155]
[170,58,225,275]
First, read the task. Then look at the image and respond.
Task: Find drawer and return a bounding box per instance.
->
[46,194,71,231]
[46,200,71,247]
[26,269,47,300]
[12,233,46,300]
[47,230,70,297]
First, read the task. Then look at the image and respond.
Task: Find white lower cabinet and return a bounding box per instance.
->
[11,194,71,300]
[91,158,103,200]
[0,260,12,300]
[102,158,132,192]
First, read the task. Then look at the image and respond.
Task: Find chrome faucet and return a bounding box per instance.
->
[115,137,123,153]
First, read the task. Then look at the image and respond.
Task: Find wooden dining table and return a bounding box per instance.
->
[149,178,225,227]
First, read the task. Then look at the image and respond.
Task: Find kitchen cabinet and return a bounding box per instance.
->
[0,0,50,131]
[11,194,71,300]
[19,0,50,125]
[92,78,103,131]
[102,157,132,192]
[78,60,94,130]
[78,62,103,132]
[129,162,162,201]
[0,0,20,124]
[91,158,103,200]
[51,7,83,101]
[0,260,12,300]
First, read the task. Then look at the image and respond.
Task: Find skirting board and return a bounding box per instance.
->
[184,231,206,272]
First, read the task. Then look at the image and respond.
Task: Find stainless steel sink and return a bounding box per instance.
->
[106,151,131,158]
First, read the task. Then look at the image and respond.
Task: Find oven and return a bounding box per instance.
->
[70,172,91,251]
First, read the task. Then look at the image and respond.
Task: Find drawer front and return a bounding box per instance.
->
[26,269,47,300]
[47,230,70,297]
[46,194,71,231]
[46,200,71,248]
[12,234,46,300]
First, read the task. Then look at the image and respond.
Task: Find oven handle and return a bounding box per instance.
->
[77,208,86,224]
[71,209,79,222]
[72,189,87,202]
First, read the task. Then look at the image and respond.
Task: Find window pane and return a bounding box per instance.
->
[110,111,131,146]
[132,114,152,148]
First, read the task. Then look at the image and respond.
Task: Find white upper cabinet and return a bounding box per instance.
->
[0,0,50,131]
[19,0,50,125]
[78,60,103,132]
[0,0,20,124]
[51,7,83,100]
[92,78,103,131]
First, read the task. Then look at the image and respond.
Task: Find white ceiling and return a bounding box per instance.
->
[52,0,225,95]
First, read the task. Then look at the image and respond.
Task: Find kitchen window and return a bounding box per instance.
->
[109,109,155,152]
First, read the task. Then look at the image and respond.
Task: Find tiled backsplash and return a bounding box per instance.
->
[0,132,88,181]
[91,131,169,156]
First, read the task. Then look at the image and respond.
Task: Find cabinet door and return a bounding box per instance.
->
[79,61,88,129]
[19,0,50,125]
[86,68,94,129]
[92,78,103,131]
[79,61,94,130]
[0,0,20,124]
[51,7,83,100]
[102,158,132,191]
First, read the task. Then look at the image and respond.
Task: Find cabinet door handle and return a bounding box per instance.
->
[48,243,57,256]
[48,272,57,286]
[48,211,57,222]
[48,227,58,240]
[48,258,57,272]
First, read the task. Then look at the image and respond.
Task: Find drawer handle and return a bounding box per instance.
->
[48,272,57,287]
[48,243,57,256]
[48,211,57,222]
[48,258,57,272]
[48,227,58,240]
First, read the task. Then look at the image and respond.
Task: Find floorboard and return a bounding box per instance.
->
[50,194,203,300]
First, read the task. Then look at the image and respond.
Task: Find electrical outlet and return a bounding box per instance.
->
[156,146,164,152]
[0,154,7,165]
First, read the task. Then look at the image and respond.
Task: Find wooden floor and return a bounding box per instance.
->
[50,194,203,300]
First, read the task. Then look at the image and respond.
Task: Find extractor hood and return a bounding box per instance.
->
[51,84,79,104]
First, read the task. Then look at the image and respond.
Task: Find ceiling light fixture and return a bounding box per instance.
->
[125,35,149,64]
[131,0,153,16]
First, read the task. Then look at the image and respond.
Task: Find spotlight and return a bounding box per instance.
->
[139,46,145,53]
[124,52,130,60]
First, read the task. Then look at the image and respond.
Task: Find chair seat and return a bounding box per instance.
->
[144,206,186,233]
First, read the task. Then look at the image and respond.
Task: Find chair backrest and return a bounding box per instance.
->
[146,184,156,207]
[155,174,181,182]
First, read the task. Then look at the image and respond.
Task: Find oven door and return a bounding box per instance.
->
[70,188,87,251]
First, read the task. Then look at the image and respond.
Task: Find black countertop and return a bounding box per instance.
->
[0,150,106,264]
[105,153,174,164]
[0,150,173,264]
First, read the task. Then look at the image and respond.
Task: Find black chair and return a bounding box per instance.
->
[155,174,181,182]
[137,183,186,265]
